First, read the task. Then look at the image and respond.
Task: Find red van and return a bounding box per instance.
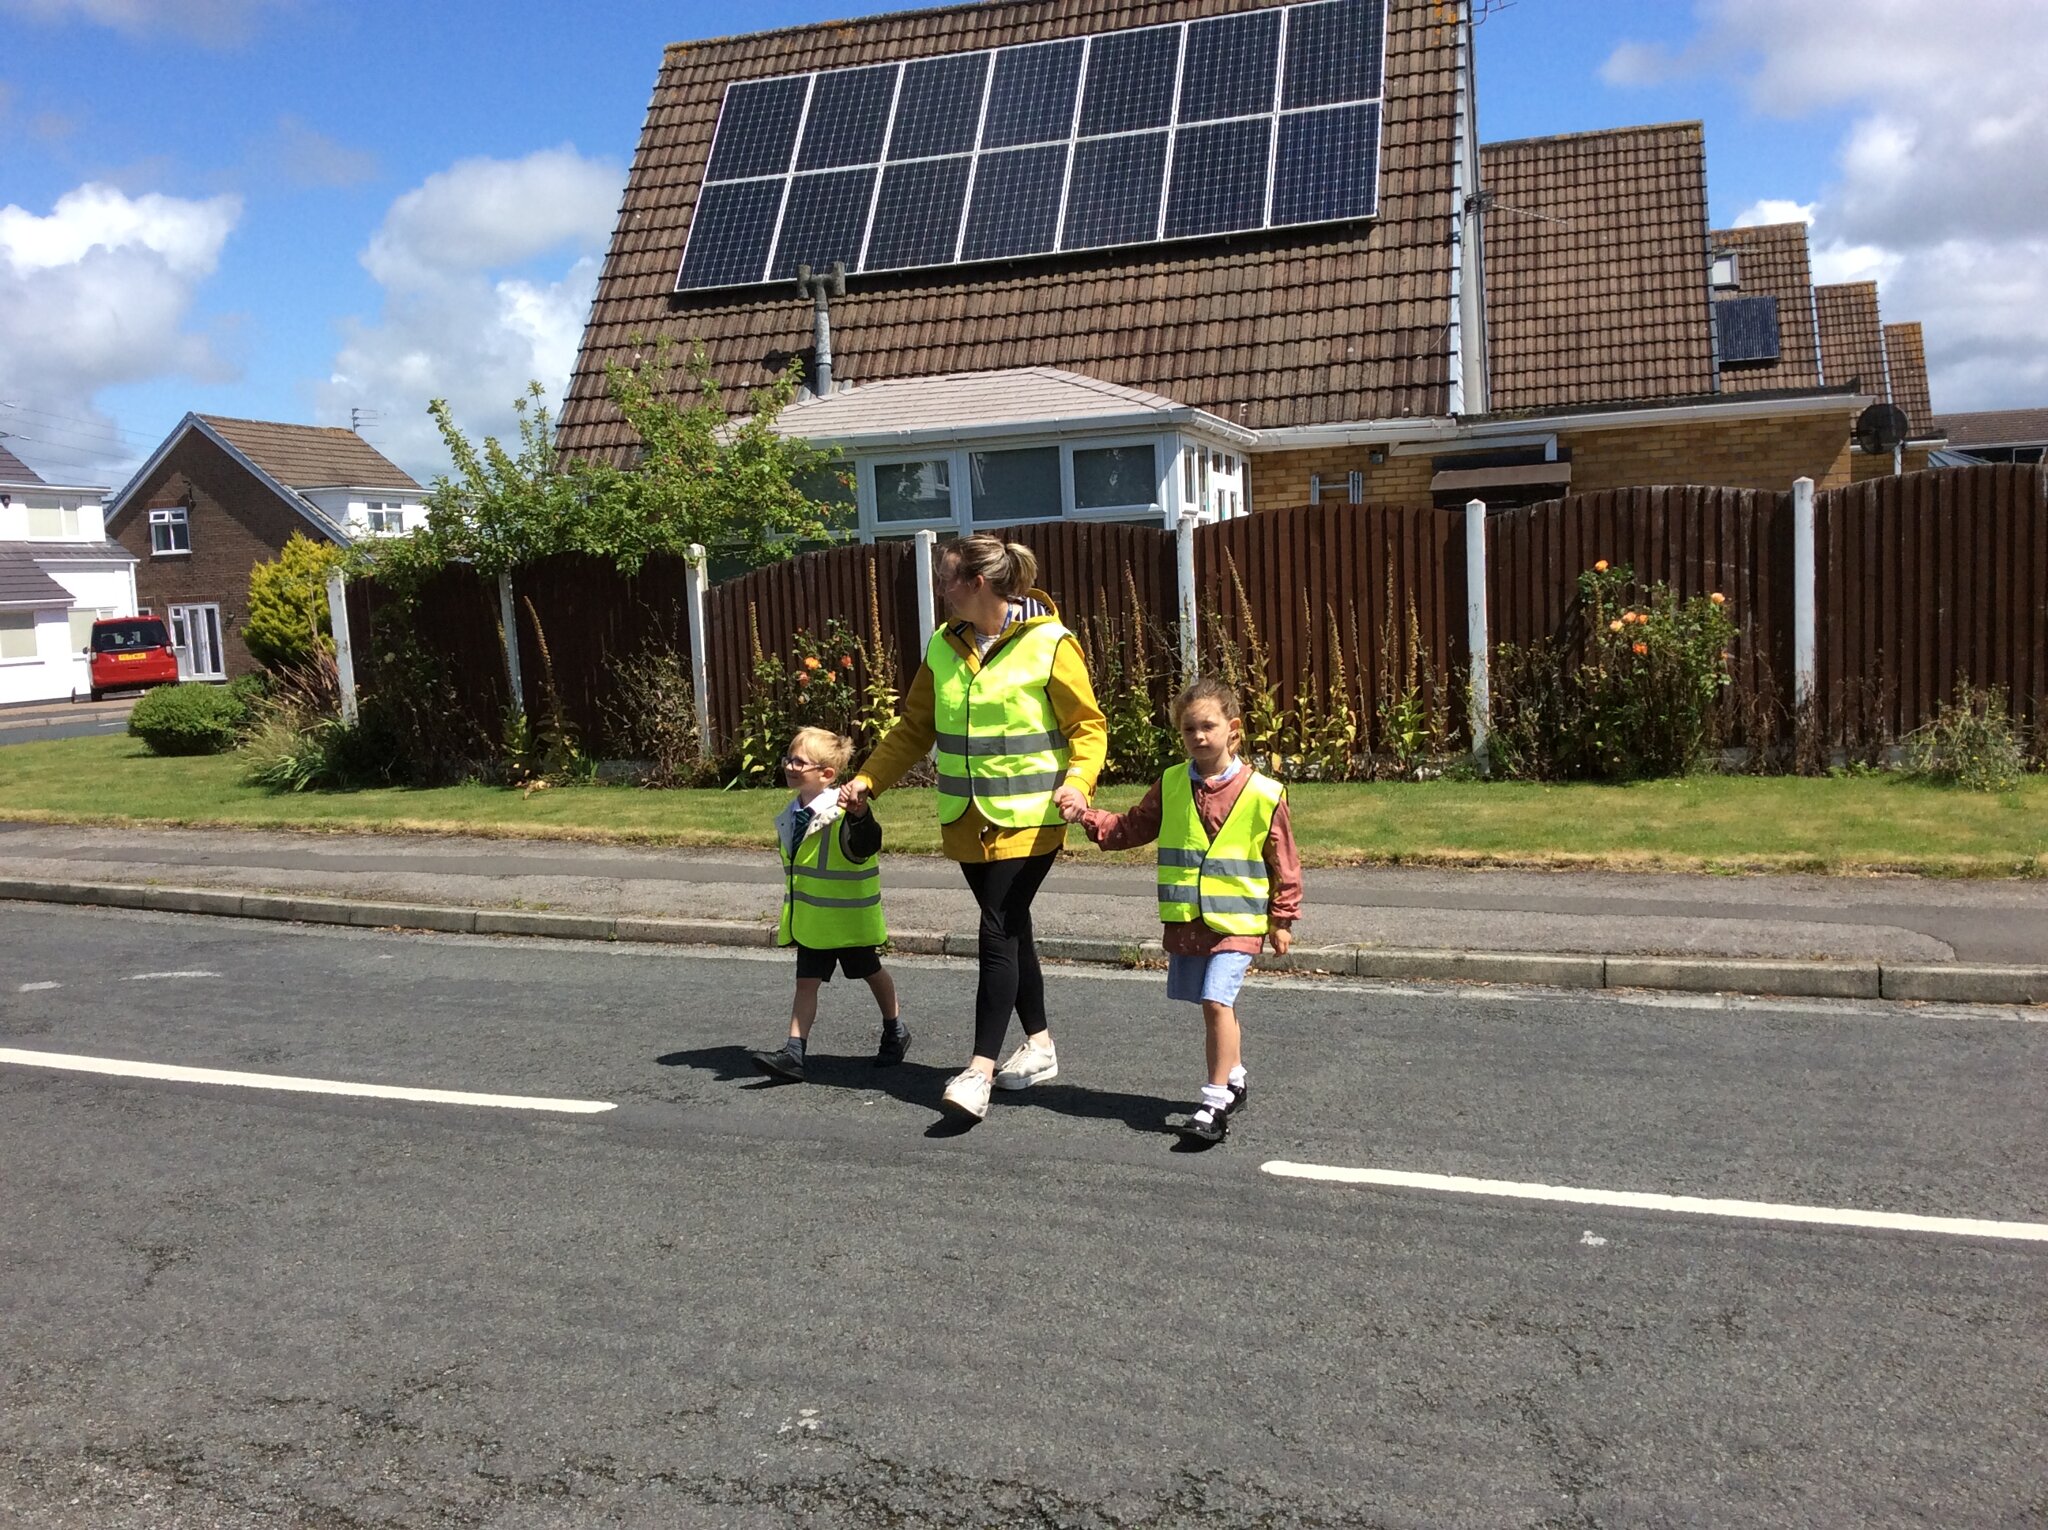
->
[87,615,181,702]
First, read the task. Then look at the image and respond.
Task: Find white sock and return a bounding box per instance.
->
[1200,1083,1234,1113]
[1228,1064,1247,1089]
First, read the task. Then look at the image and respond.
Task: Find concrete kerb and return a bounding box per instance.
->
[2,878,2044,1008]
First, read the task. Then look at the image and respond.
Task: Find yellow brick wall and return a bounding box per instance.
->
[1849,446,1932,482]
[1247,411,1857,509]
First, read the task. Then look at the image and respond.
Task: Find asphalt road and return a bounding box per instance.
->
[3,905,2045,1528]
[0,697,136,747]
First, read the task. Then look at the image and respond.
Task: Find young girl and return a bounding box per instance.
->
[1066,678,1302,1144]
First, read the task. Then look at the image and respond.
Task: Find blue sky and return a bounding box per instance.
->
[2,0,2039,488]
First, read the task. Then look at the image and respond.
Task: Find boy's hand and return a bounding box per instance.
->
[844,792,871,818]
[1052,784,1087,821]
[837,778,871,813]
[1270,926,1293,955]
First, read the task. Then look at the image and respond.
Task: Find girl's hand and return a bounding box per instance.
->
[1052,784,1088,821]
[1270,926,1294,956]
[837,778,871,813]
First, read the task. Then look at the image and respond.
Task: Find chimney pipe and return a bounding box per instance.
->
[796,261,847,394]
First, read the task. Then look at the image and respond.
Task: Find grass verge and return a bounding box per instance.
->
[2,734,2043,876]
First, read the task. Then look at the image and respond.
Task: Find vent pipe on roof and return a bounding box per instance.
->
[796,262,847,395]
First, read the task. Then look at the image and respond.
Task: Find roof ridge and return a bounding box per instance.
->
[1482,120,1704,152]
[196,413,360,436]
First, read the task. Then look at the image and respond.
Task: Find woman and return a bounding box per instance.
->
[839,534,1106,1123]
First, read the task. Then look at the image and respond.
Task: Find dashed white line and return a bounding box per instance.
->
[1260,1161,2048,1243]
[0,1048,615,1115]
[18,981,61,992]
[123,970,220,981]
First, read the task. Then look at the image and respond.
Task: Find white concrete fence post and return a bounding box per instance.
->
[325,568,357,726]
[1792,476,1816,713]
[1464,498,1490,774]
[912,528,937,640]
[685,542,713,756]
[1176,508,1200,678]
[497,569,524,720]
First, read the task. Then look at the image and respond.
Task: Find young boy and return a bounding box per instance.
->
[1066,679,1301,1144]
[752,726,909,1082]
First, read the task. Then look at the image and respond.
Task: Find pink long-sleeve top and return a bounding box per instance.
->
[1080,762,1303,956]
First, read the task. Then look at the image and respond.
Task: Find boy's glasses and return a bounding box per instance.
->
[781,756,819,770]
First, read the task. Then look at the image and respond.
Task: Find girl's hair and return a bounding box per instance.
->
[789,725,852,777]
[939,533,1039,599]
[1173,676,1243,729]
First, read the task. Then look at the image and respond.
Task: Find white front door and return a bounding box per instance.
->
[168,603,225,680]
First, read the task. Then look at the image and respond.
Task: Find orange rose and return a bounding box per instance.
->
[839,655,854,669]
[1594,560,1609,572]
[1710,592,1726,605]
[796,672,810,686]
[1609,619,1625,633]
[802,656,821,671]
[1632,641,1648,656]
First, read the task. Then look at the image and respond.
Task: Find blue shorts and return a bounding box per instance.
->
[1165,950,1254,1007]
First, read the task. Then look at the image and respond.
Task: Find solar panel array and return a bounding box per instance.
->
[1717,295,1783,365]
[676,0,1388,292]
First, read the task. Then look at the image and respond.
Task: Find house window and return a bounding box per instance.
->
[873,459,953,524]
[68,608,110,652]
[26,502,82,539]
[364,501,405,534]
[1710,251,1740,290]
[0,612,36,661]
[970,447,1060,523]
[149,506,191,554]
[1072,444,1158,512]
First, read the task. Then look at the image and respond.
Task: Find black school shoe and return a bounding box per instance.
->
[873,1022,911,1068]
[1170,1103,1229,1144]
[751,1044,807,1083]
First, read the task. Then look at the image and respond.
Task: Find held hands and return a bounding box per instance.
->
[837,778,871,813]
[1269,925,1294,956]
[1052,784,1089,823]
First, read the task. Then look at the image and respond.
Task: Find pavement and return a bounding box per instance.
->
[4,904,2045,1527]
[0,694,138,746]
[1,819,2045,1005]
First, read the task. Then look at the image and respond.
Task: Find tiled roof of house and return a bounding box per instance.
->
[1882,322,1936,437]
[1813,282,1888,397]
[1931,407,2048,448]
[197,416,421,491]
[557,0,1462,460]
[1708,222,1821,393]
[0,444,45,486]
[1478,122,1716,413]
[0,546,75,606]
[770,366,1253,443]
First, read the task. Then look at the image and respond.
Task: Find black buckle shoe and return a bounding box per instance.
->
[751,1044,807,1083]
[1227,1079,1249,1118]
[1169,1103,1228,1144]
[873,1022,910,1067]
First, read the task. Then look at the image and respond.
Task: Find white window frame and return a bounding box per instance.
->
[1064,437,1167,523]
[149,505,191,556]
[25,499,84,539]
[967,444,1066,528]
[364,501,405,535]
[0,609,39,663]
[68,607,113,654]
[860,456,963,539]
[167,602,226,681]
[1711,250,1740,290]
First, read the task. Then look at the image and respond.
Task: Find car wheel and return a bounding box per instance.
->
[90,688,104,703]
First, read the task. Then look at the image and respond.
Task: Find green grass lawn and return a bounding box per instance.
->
[2,733,2043,876]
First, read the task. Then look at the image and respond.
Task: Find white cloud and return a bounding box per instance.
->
[1612,0,2048,412]
[316,147,624,480]
[1732,199,1814,230]
[0,182,240,483]
[0,0,289,44]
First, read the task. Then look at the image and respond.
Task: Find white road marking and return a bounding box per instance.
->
[0,1048,615,1114]
[124,970,220,981]
[1261,1161,2048,1242]
[18,981,61,991]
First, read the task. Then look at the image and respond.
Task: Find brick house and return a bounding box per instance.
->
[102,415,424,680]
[555,0,1938,530]
[1931,408,2048,466]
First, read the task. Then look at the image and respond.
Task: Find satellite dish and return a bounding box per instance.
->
[1855,402,1910,455]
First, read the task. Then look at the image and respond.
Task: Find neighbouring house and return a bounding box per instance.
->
[101,415,424,681]
[0,443,134,706]
[1931,408,2048,466]
[553,0,1937,534]
[1811,283,1947,478]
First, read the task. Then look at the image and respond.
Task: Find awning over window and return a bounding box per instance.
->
[1429,461,1574,494]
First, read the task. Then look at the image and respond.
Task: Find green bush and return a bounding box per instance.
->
[1905,685,2026,792]
[244,532,339,671]
[128,682,248,756]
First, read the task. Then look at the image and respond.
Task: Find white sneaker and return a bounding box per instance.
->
[993,1037,1058,1091]
[940,1068,992,1121]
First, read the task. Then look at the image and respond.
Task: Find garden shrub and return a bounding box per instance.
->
[128,682,248,756]
[604,646,701,788]
[1904,684,2026,792]
[244,532,340,671]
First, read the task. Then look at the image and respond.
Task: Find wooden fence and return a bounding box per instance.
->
[341,463,2045,758]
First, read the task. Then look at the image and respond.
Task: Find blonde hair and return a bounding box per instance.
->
[939,533,1039,599]
[790,725,852,778]
[1172,676,1244,730]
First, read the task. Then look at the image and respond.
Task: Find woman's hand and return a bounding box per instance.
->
[837,778,871,813]
[1270,926,1294,956]
[1052,784,1088,822]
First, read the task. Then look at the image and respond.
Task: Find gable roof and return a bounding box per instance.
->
[771,367,1257,447]
[1931,407,2048,449]
[0,443,46,487]
[1882,322,1937,439]
[1814,281,1888,398]
[1708,222,1822,392]
[196,415,420,492]
[557,0,1464,460]
[1478,122,1717,413]
[105,414,383,543]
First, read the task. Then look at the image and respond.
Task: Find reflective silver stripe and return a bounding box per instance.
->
[1157,885,1200,904]
[937,770,1065,797]
[1202,857,1268,878]
[790,864,874,882]
[933,729,1069,757]
[1157,848,1204,868]
[1199,894,1270,915]
[790,890,883,909]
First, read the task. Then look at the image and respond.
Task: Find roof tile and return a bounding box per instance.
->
[198,416,422,491]
[1882,321,1935,437]
[1813,282,1887,398]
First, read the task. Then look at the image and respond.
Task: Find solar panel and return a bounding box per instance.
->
[1718,295,1783,365]
[675,0,1391,292]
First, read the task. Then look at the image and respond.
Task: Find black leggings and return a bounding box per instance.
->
[960,852,1057,1060]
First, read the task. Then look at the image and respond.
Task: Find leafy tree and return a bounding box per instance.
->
[244,531,341,670]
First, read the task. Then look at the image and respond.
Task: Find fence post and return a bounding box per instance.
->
[686,542,713,755]
[1176,509,1200,677]
[1792,476,1816,712]
[497,569,524,720]
[913,529,937,638]
[325,568,357,726]
[1465,498,1490,774]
